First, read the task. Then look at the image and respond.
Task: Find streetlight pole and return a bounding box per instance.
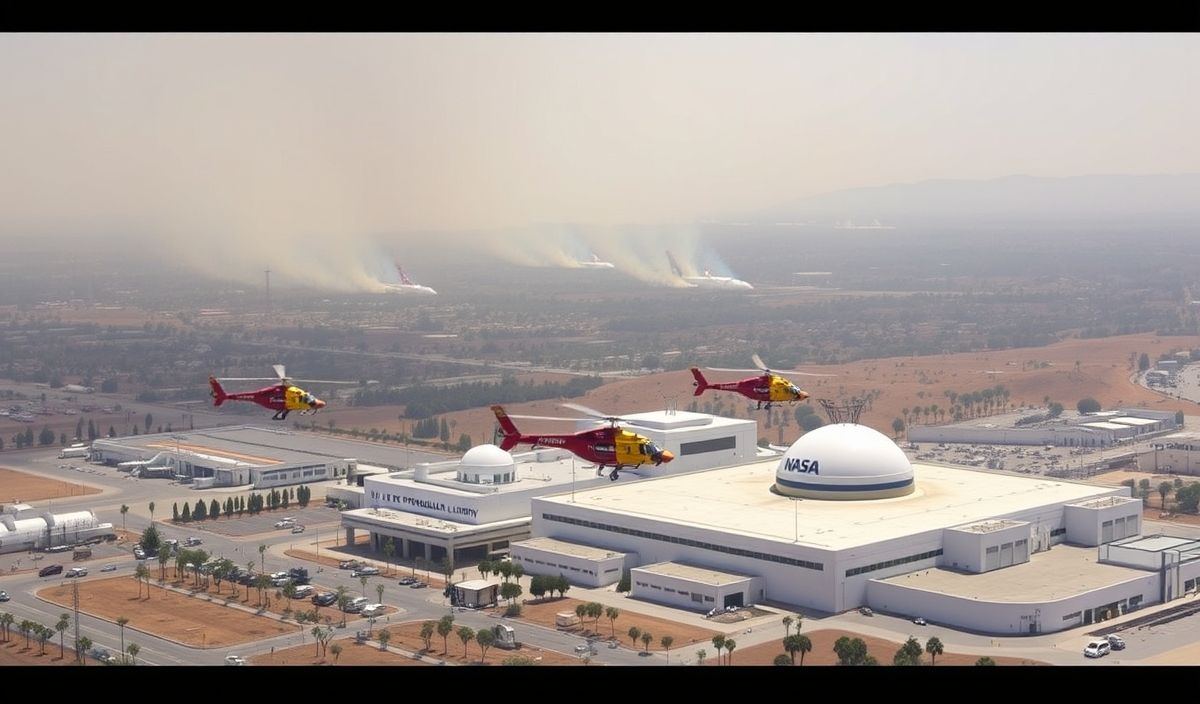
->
[792,497,799,543]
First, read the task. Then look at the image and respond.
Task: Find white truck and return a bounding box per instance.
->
[58,445,89,459]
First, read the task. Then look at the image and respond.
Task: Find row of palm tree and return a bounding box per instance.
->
[0,611,140,665]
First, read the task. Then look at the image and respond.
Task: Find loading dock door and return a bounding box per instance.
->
[723,592,744,608]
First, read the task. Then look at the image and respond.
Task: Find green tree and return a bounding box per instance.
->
[1077,398,1101,414]
[258,544,267,573]
[629,625,642,648]
[711,634,725,664]
[330,642,342,664]
[833,636,870,665]
[383,537,395,575]
[437,615,455,654]
[1138,353,1150,372]
[661,635,674,660]
[926,636,944,666]
[119,504,129,532]
[477,559,492,580]
[616,569,631,593]
[143,413,152,433]
[139,524,161,557]
[180,503,191,522]
[209,499,220,520]
[457,625,475,657]
[476,627,495,662]
[782,615,793,638]
[147,501,155,524]
[420,621,436,651]
[773,654,792,666]
[172,502,179,522]
[893,636,924,666]
[39,426,55,445]
[696,648,707,665]
[976,656,996,666]
[55,613,69,659]
[134,563,150,599]
[116,616,129,662]
[499,581,522,605]
[126,642,140,665]
[724,638,736,665]
[1139,478,1152,506]
[77,635,92,665]
[193,499,206,521]
[529,574,545,600]
[606,606,620,639]
[378,628,392,651]
[640,630,653,653]
[1159,481,1173,509]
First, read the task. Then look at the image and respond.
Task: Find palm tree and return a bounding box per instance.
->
[420,621,435,651]
[359,574,368,598]
[795,634,812,665]
[724,638,736,665]
[383,538,395,576]
[311,626,323,657]
[148,501,155,523]
[711,634,726,665]
[19,620,32,650]
[457,625,475,657]
[37,624,49,655]
[605,607,620,639]
[126,643,139,665]
[0,612,13,642]
[926,636,944,666]
[628,625,641,648]
[660,635,673,663]
[376,582,384,606]
[119,504,129,532]
[55,613,69,659]
[437,615,455,654]
[116,616,129,662]
[157,548,170,584]
[696,648,707,665]
[258,544,267,574]
[640,631,652,653]
[782,615,793,638]
[330,643,343,664]
[134,563,149,599]
[77,635,92,665]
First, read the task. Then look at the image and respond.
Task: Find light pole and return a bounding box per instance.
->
[791,497,799,543]
[571,458,576,503]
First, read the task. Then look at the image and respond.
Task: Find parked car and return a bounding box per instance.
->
[38,564,63,577]
[89,647,116,664]
[1084,640,1111,658]
[100,564,117,572]
[1106,634,1126,650]
[224,654,247,666]
[351,566,380,578]
[291,524,305,534]
[338,560,362,570]
[185,537,202,546]
[65,566,88,578]
[274,518,295,528]
[291,585,315,599]
[409,581,427,589]
[343,597,369,613]
[361,603,385,617]
[912,616,927,626]
[0,590,9,601]
[312,591,337,606]
[398,576,417,585]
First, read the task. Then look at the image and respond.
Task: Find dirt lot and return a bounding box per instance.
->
[697,628,1047,666]
[0,466,100,503]
[38,576,299,648]
[497,595,720,653]
[0,636,77,666]
[248,635,432,666]
[317,332,1200,451]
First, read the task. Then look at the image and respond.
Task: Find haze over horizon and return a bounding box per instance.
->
[0,33,1195,288]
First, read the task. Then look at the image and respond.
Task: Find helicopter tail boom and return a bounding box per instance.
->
[491,405,522,451]
[690,367,711,396]
[208,376,228,407]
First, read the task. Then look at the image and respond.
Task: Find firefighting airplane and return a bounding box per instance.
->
[666,251,753,290]
[381,262,437,295]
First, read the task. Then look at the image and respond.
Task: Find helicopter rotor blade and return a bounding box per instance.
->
[288,379,361,385]
[506,414,591,422]
[214,377,280,382]
[751,353,769,372]
[705,366,761,373]
[560,402,625,423]
[273,364,287,381]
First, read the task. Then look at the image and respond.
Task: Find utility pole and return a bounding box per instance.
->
[72,577,81,664]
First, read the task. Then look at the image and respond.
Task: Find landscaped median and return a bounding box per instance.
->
[37,576,300,649]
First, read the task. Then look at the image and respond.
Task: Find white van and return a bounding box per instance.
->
[1084,640,1110,658]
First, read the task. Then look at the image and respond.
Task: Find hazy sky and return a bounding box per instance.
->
[0,33,1195,285]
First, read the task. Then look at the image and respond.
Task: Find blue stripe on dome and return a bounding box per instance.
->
[775,476,913,492]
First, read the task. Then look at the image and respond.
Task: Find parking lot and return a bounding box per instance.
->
[185,505,340,538]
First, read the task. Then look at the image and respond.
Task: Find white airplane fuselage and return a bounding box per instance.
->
[381,283,438,295]
[682,275,753,290]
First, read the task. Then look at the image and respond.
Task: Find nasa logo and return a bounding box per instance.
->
[783,457,819,474]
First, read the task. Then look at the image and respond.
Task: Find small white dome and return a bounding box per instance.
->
[460,444,515,470]
[774,423,914,500]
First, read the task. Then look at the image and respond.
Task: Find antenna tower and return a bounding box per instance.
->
[817,397,866,425]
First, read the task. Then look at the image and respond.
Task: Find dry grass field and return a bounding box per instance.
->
[318,332,1200,452]
[0,466,100,503]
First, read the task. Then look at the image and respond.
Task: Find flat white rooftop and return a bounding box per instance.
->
[1081,422,1129,431]
[517,536,627,561]
[343,506,529,535]
[1111,417,1159,426]
[369,455,585,497]
[637,561,753,585]
[878,545,1147,601]
[539,460,1120,550]
[1117,535,1197,552]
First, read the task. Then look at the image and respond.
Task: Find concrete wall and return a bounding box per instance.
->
[867,571,1160,634]
[630,567,763,612]
[1065,500,1142,546]
[943,521,1031,574]
[511,543,632,588]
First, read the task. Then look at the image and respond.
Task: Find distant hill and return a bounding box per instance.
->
[738,173,1200,226]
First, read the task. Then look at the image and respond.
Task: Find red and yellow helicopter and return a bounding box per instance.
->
[491,403,674,481]
[690,354,835,410]
[208,365,358,420]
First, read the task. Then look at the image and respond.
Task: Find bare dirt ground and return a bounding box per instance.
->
[373,619,580,665]
[317,333,1200,451]
[495,595,720,653]
[38,576,299,649]
[0,636,77,666]
[0,466,100,503]
[248,635,432,666]
[697,628,1047,666]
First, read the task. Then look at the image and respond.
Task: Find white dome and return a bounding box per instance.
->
[774,423,914,500]
[460,444,515,470]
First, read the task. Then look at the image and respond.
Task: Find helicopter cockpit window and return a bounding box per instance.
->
[645,442,663,457]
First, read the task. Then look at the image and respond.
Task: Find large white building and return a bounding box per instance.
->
[0,504,113,554]
[512,422,1200,634]
[338,410,759,568]
[908,408,1178,447]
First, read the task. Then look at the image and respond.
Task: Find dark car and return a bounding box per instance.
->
[38,564,64,577]
[312,592,337,607]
